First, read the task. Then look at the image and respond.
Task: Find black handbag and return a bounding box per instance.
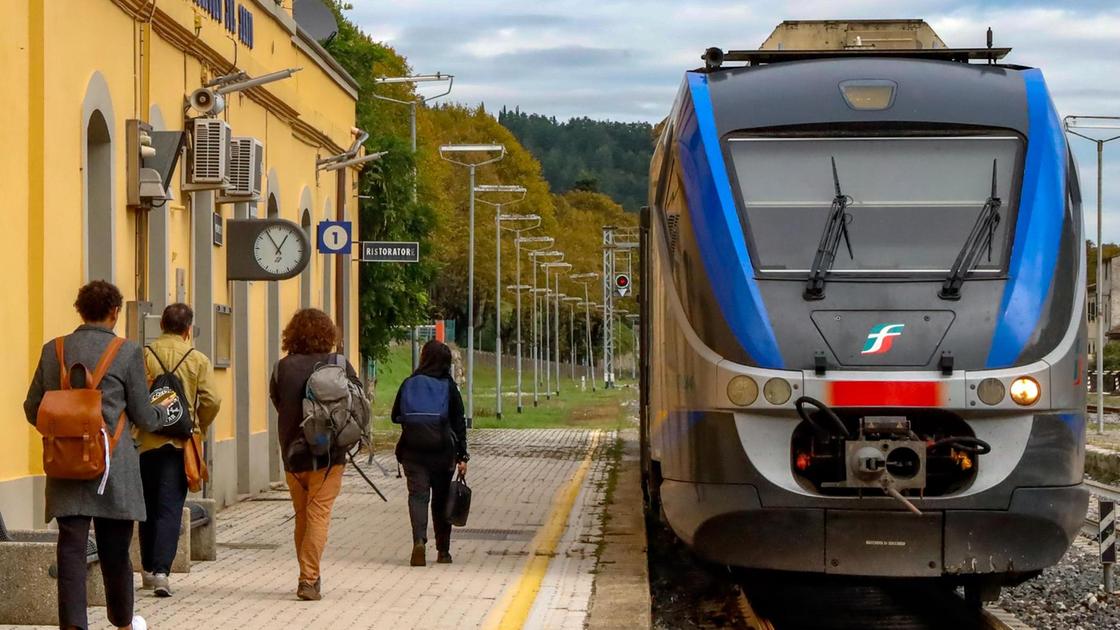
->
[445,473,472,527]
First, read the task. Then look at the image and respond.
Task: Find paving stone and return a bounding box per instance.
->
[0,429,632,630]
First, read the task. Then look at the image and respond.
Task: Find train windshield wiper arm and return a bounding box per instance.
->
[803,156,855,301]
[939,159,1002,300]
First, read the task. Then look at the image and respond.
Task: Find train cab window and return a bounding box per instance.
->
[727,135,1023,276]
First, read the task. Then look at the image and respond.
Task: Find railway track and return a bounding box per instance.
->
[724,576,1025,630]
[1086,403,1120,415]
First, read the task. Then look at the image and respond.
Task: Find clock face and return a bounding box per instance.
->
[253,224,305,276]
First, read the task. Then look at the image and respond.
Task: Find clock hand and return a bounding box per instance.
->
[266,230,282,253]
[277,233,291,251]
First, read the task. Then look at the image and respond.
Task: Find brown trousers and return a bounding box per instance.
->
[286,466,344,583]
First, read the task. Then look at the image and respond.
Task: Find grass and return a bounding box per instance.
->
[367,344,637,437]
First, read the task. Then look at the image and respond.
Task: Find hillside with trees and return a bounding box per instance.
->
[498,108,654,212]
[324,4,637,360]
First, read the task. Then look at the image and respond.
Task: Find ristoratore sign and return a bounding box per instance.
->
[359,241,420,263]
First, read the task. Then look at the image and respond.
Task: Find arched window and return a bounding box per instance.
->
[85,110,113,282]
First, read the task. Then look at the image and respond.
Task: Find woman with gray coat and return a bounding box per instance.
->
[24,281,170,630]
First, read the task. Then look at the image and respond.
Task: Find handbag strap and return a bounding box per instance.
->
[54,337,69,390]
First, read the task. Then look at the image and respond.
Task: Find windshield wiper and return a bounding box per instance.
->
[939,159,1002,300]
[804,156,855,300]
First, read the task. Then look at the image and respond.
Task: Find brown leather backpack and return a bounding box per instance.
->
[35,336,127,488]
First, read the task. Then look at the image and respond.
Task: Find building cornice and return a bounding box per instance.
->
[110,0,350,155]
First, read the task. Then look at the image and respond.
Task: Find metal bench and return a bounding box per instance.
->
[0,511,106,626]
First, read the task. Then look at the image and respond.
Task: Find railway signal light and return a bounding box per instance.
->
[614,273,631,297]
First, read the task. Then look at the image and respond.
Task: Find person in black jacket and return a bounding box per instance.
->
[269,308,358,601]
[392,340,469,566]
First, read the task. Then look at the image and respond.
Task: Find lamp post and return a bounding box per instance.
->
[543,261,572,396]
[529,249,563,404]
[514,236,553,411]
[474,185,531,420]
[440,144,506,427]
[1065,116,1120,435]
[374,73,453,369]
[564,296,582,382]
[570,273,599,391]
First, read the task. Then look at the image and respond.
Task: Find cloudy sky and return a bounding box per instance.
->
[346,0,1120,240]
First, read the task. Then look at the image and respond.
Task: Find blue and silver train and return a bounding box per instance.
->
[640,31,1086,601]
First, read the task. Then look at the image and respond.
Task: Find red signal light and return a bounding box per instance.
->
[615,274,630,287]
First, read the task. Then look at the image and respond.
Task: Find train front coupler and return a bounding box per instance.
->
[793,397,991,511]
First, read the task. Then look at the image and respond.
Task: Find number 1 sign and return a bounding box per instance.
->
[317,221,352,255]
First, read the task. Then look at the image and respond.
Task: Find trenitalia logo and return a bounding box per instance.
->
[861,323,905,355]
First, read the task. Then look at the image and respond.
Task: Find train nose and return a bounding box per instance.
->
[811,310,955,367]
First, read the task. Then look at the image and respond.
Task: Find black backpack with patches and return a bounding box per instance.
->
[146,347,196,438]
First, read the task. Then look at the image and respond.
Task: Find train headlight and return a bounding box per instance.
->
[727,376,758,406]
[976,378,1005,405]
[1009,377,1041,406]
[763,378,792,405]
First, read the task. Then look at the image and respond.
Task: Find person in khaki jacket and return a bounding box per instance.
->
[137,303,221,597]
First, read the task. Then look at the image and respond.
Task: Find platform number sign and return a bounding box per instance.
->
[614,273,631,297]
[1103,500,1116,564]
[317,221,352,255]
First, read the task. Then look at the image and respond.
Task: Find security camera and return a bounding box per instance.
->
[188,87,225,115]
[703,47,725,71]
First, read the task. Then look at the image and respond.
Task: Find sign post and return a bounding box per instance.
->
[359,241,420,263]
[1103,500,1116,592]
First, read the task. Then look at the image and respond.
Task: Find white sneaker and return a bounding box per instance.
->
[131,615,148,630]
[152,573,172,598]
[140,570,155,590]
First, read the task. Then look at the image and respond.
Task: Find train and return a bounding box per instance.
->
[639,20,1086,603]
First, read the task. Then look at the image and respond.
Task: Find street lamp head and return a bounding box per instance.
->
[570,272,599,281]
[506,284,532,292]
[498,214,540,222]
[531,288,548,294]
[542,262,572,270]
[1065,115,1120,131]
[374,73,452,84]
[563,296,581,303]
[440,144,505,154]
[529,250,563,260]
[475,185,526,193]
[518,236,553,245]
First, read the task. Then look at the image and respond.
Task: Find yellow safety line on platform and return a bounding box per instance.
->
[484,430,602,630]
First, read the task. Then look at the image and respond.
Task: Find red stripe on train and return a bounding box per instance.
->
[827,381,944,407]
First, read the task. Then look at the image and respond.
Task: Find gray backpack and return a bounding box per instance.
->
[301,355,370,458]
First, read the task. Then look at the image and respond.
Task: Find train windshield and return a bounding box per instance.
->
[728,135,1023,275]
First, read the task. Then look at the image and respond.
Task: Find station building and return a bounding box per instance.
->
[1,0,362,528]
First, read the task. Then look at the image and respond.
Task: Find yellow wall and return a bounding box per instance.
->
[1,2,31,483]
[2,0,360,521]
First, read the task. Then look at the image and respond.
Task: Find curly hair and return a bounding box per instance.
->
[282,308,338,355]
[74,280,124,323]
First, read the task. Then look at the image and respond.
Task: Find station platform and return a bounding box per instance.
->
[1,429,650,630]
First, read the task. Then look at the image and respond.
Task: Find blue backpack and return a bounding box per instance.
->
[395,375,452,452]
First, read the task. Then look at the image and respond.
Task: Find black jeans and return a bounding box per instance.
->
[139,444,187,574]
[402,461,453,552]
[57,516,134,629]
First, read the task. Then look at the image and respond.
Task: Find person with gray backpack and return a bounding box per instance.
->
[392,340,469,567]
[269,309,367,601]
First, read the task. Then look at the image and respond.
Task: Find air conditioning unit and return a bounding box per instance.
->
[227,137,264,198]
[189,118,231,187]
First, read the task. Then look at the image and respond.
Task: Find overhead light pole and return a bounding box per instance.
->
[374,73,454,370]
[564,296,582,382]
[1065,115,1120,435]
[542,261,572,396]
[440,144,507,427]
[570,273,600,391]
[475,184,530,419]
[530,248,564,399]
[513,235,552,412]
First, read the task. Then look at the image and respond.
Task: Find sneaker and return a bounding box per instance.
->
[131,615,148,630]
[140,570,155,590]
[152,573,172,598]
[437,551,453,564]
[297,581,321,601]
[314,577,322,598]
[410,542,426,567]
